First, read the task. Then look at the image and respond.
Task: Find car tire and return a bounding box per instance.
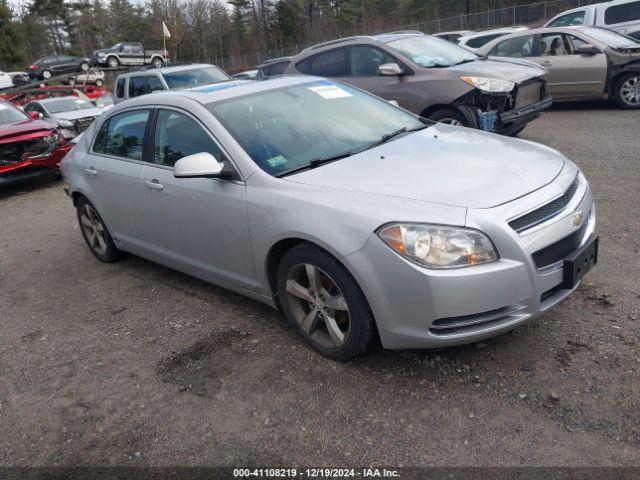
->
[80,62,89,72]
[425,107,469,127]
[277,243,376,362]
[95,79,104,87]
[152,57,164,68]
[615,72,640,109]
[107,56,119,69]
[41,70,52,80]
[76,197,120,263]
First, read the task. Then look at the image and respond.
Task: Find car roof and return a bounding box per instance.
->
[461,26,528,39]
[260,56,291,66]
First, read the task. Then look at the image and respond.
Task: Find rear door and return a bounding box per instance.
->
[531,32,607,99]
[80,109,151,247]
[139,108,257,288]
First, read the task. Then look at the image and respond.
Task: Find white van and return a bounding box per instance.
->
[545,0,640,39]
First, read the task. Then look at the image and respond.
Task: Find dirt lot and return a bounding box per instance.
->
[1,102,639,468]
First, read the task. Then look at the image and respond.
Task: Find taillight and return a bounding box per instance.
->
[29,64,39,70]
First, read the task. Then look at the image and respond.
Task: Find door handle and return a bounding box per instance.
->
[84,167,98,176]
[144,179,163,191]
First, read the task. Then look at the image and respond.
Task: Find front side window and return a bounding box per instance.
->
[540,33,571,56]
[208,80,426,176]
[129,76,146,97]
[310,48,347,76]
[162,67,229,89]
[98,110,150,161]
[153,110,225,167]
[493,35,534,57]
[349,46,398,76]
[605,1,640,24]
[387,35,477,68]
[147,76,165,93]
[548,11,586,27]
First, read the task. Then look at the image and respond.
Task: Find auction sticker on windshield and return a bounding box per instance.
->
[308,84,352,99]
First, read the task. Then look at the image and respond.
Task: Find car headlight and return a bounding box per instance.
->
[460,76,515,93]
[58,119,74,128]
[377,223,498,269]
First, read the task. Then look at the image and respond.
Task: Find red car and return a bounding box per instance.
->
[0,100,71,186]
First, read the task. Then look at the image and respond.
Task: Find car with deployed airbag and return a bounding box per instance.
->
[60,76,597,361]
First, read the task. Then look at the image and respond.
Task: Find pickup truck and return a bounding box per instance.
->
[91,42,168,69]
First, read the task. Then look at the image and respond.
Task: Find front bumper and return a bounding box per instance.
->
[497,96,553,134]
[344,168,595,349]
[0,144,71,182]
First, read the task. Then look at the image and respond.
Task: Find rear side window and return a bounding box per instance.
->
[115,78,125,98]
[96,110,150,161]
[605,1,640,24]
[310,48,347,76]
[493,35,534,57]
[129,76,146,98]
[548,11,586,27]
[465,33,503,49]
[153,110,226,167]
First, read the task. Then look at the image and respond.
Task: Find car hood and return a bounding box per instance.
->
[285,124,565,209]
[448,58,545,83]
[54,108,102,121]
[0,119,56,142]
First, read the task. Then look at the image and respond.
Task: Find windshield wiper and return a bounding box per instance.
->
[366,123,431,150]
[275,150,354,178]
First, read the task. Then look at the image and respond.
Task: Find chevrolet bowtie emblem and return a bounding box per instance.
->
[572,211,584,227]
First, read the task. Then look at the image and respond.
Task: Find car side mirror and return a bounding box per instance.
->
[27,111,41,120]
[174,152,230,179]
[378,63,403,76]
[576,44,598,55]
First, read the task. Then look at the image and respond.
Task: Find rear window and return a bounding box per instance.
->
[115,78,126,98]
[548,10,586,27]
[44,98,94,113]
[604,1,640,25]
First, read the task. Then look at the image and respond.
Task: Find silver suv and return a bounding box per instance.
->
[113,64,229,104]
[284,32,552,135]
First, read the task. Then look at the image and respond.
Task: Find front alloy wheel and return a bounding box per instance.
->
[277,244,376,361]
[107,56,119,68]
[617,73,640,109]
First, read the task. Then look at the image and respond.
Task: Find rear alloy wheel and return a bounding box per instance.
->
[80,62,89,72]
[95,79,104,87]
[426,107,469,127]
[152,57,164,68]
[277,244,376,361]
[107,56,119,69]
[41,70,52,80]
[616,73,640,109]
[76,198,120,263]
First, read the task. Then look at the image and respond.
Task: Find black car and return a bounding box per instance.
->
[28,55,91,81]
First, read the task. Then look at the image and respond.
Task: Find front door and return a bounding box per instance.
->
[140,108,257,289]
[531,33,607,99]
[336,45,408,109]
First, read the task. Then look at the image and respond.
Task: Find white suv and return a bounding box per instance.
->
[545,0,640,40]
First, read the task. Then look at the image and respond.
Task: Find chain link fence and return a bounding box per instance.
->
[223,0,597,71]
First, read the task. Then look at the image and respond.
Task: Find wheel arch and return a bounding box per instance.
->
[609,67,640,97]
[419,103,477,127]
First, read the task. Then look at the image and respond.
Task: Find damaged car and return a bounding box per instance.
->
[0,99,70,186]
[284,32,552,135]
[23,96,103,140]
[476,26,640,108]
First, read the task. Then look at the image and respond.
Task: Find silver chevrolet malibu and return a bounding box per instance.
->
[61,76,598,361]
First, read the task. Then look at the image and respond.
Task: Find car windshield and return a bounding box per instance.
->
[45,98,94,113]
[0,101,28,125]
[208,80,427,176]
[163,67,230,89]
[386,35,478,67]
[580,27,640,48]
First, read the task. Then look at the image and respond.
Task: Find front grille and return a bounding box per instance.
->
[0,138,51,165]
[531,220,588,270]
[515,81,542,109]
[509,174,580,233]
[429,305,526,335]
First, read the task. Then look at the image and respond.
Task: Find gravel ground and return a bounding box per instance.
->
[0,102,639,468]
